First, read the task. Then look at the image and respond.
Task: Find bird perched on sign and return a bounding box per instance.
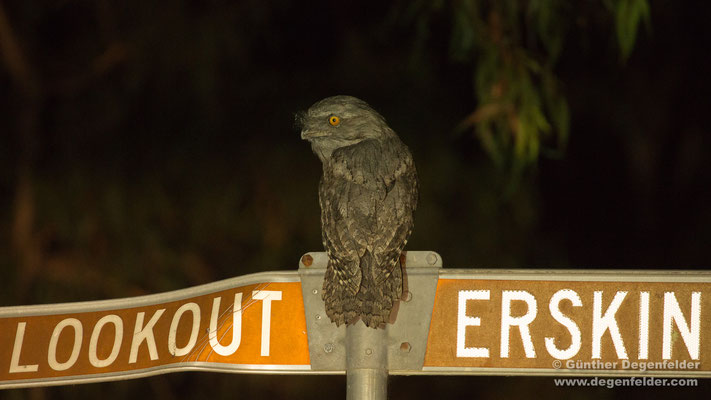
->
[296,95,418,328]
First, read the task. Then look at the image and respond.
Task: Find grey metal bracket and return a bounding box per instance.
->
[299,252,347,372]
[387,251,441,372]
[298,251,442,373]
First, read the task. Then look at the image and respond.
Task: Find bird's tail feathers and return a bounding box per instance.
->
[357,251,402,328]
[323,252,403,328]
[322,260,360,326]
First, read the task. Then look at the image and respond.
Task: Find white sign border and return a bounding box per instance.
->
[439,269,711,282]
[0,271,301,317]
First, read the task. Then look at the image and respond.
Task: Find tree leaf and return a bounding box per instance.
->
[615,0,650,61]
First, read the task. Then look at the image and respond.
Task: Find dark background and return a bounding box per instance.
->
[1,1,709,398]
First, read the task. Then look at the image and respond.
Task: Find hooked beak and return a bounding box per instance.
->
[300,129,328,140]
[295,111,328,140]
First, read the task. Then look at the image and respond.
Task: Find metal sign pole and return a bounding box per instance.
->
[346,323,387,400]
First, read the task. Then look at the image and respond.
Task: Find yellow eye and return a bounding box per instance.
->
[328,115,340,126]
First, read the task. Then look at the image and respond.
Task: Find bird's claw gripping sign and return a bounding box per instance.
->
[0,252,709,389]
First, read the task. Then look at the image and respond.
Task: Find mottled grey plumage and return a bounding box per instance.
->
[297,95,418,328]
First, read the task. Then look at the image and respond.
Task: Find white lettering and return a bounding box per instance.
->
[456,290,490,358]
[169,302,201,357]
[252,290,282,357]
[500,290,537,358]
[88,315,123,368]
[48,318,83,371]
[639,291,650,359]
[9,322,38,373]
[545,289,582,359]
[129,309,165,363]
[662,292,701,360]
[209,293,243,356]
[592,291,628,359]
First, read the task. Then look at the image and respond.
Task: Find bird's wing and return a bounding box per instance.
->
[319,170,363,295]
[326,138,418,284]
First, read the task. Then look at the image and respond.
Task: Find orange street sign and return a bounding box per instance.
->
[423,270,710,377]
[2,255,709,388]
[0,273,309,388]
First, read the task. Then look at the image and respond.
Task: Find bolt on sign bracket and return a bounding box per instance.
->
[298,251,442,373]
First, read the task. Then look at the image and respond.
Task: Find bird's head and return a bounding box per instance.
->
[296,95,392,162]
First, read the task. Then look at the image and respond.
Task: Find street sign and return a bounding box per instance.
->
[422,270,710,377]
[0,272,310,388]
[1,252,709,391]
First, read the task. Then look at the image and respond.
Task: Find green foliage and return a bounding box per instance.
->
[406,0,649,174]
[607,0,652,61]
